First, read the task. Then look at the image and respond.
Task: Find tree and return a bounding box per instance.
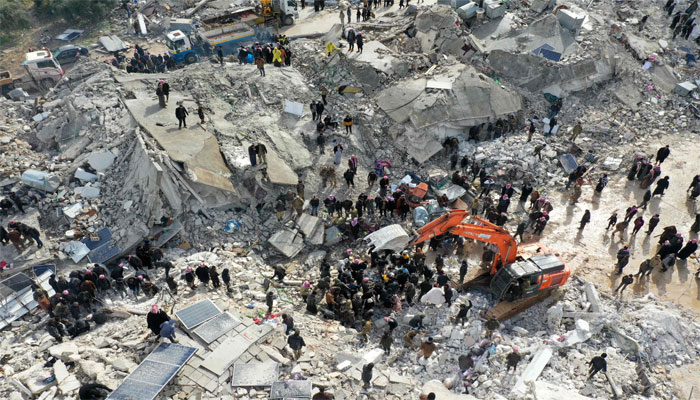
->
[0,0,32,31]
[36,0,118,23]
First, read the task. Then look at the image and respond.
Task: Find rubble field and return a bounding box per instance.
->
[1,0,700,399]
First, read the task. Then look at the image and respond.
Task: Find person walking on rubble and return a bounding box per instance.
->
[217,45,224,66]
[579,210,591,230]
[506,348,522,373]
[287,329,306,360]
[197,103,206,125]
[347,28,356,52]
[256,143,268,164]
[357,32,364,54]
[175,103,188,129]
[615,246,631,274]
[570,121,582,142]
[156,82,166,108]
[266,291,275,315]
[255,56,265,76]
[614,274,634,294]
[587,353,607,381]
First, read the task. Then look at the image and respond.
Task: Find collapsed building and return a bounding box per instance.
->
[1,0,700,399]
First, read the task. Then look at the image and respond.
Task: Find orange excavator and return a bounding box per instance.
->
[411,209,570,320]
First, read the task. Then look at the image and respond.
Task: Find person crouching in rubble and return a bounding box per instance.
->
[147,304,170,337]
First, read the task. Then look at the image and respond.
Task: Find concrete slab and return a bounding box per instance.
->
[268,228,305,258]
[365,224,410,252]
[87,150,115,172]
[297,214,324,245]
[347,41,398,74]
[422,379,478,399]
[266,151,299,185]
[534,381,594,400]
[124,94,234,192]
[231,363,279,386]
[512,346,553,395]
[283,100,304,117]
[200,334,254,376]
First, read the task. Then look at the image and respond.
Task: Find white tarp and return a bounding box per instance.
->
[364,224,410,252]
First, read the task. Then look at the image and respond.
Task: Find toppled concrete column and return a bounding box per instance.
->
[512,346,553,396]
[583,283,602,313]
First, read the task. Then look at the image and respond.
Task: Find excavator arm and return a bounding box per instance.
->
[411,209,518,274]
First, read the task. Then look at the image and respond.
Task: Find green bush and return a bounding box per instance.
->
[0,0,32,31]
[35,0,118,23]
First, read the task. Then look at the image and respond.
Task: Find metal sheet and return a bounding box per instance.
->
[175,299,222,330]
[558,154,578,174]
[32,264,56,278]
[269,380,313,399]
[231,363,279,387]
[82,227,112,250]
[193,312,241,344]
[1,273,34,292]
[107,343,196,400]
[99,35,128,52]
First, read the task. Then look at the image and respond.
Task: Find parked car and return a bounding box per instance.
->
[53,45,89,64]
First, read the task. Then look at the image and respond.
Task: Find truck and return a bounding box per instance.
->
[2,50,65,98]
[165,3,298,65]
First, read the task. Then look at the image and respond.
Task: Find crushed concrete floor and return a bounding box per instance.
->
[2,0,700,399]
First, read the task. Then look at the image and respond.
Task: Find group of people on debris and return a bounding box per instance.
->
[111,44,177,73]
[666,0,700,41]
[1,220,43,253]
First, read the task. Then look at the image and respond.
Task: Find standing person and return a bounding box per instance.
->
[527,119,536,142]
[636,258,654,278]
[316,101,325,121]
[321,85,328,105]
[209,266,220,289]
[380,329,393,354]
[616,246,631,274]
[156,82,166,108]
[361,363,374,388]
[287,329,306,360]
[221,268,231,292]
[347,7,351,23]
[652,176,670,197]
[334,144,343,166]
[266,291,275,315]
[340,8,345,25]
[614,274,634,294]
[316,131,326,154]
[506,348,522,373]
[197,103,206,124]
[217,46,224,66]
[646,214,659,235]
[655,145,671,164]
[587,353,607,380]
[570,121,582,141]
[310,195,320,216]
[248,144,257,166]
[343,115,353,134]
[347,28,356,52]
[606,212,618,230]
[459,260,469,284]
[632,216,645,235]
[356,32,364,54]
[161,80,170,103]
[344,169,355,187]
[640,189,652,209]
[255,56,265,76]
[292,195,304,218]
[195,264,210,288]
[367,170,377,188]
[175,104,188,129]
[579,210,591,230]
[454,301,471,326]
[257,143,268,164]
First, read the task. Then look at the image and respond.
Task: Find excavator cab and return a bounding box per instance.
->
[490,253,568,301]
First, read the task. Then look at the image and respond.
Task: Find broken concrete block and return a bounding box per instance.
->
[268,228,305,258]
[48,342,79,362]
[484,0,506,18]
[87,150,115,172]
[530,0,555,12]
[336,360,352,371]
[283,100,304,117]
[363,349,384,365]
[673,81,697,96]
[74,186,100,198]
[534,381,594,399]
[75,168,98,182]
[556,9,585,32]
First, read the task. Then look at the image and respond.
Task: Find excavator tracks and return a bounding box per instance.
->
[485,288,555,321]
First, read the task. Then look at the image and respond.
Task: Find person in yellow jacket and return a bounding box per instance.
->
[326,42,339,56]
[272,47,283,67]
